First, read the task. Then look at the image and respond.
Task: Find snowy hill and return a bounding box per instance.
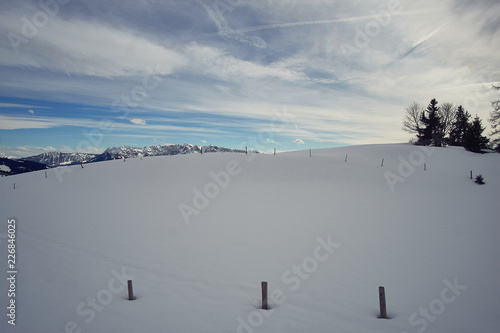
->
[0,143,499,333]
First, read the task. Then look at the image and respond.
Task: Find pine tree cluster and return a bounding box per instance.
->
[403,98,490,153]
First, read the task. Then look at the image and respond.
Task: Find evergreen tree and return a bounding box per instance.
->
[448,106,471,146]
[463,115,489,153]
[418,112,432,146]
[417,99,443,146]
[489,85,500,152]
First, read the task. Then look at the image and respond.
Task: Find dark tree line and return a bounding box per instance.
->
[403,98,490,153]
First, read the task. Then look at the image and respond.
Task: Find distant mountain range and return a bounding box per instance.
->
[1,144,251,175]
[20,152,98,168]
[91,143,249,163]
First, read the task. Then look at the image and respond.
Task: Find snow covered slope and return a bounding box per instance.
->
[0,143,499,333]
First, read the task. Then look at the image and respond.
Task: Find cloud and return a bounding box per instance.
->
[0,102,45,109]
[197,0,267,48]
[28,109,35,114]
[130,118,146,125]
[0,145,57,158]
[201,140,207,143]
[0,16,187,77]
[0,114,59,130]
[0,114,226,136]
[266,138,279,145]
[183,43,307,83]
[294,139,304,144]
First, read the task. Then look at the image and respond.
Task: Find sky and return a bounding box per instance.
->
[0,0,499,158]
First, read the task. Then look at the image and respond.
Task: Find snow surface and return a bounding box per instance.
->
[0,165,11,172]
[0,143,499,333]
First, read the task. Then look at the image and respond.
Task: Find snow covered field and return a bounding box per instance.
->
[1,143,499,333]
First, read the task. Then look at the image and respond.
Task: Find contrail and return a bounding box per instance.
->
[178,9,431,43]
[396,21,449,61]
[412,21,449,48]
[195,0,267,48]
[65,70,74,81]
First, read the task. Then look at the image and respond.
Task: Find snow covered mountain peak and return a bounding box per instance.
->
[19,143,249,168]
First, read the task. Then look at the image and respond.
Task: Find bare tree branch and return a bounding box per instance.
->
[439,102,455,138]
[402,101,423,134]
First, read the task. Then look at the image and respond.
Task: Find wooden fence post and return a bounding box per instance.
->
[128,280,135,300]
[381,158,384,167]
[470,170,473,179]
[379,286,387,319]
[345,154,348,162]
[261,281,269,310]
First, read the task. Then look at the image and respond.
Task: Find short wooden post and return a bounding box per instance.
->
[424,163,427,171]
[80,163,84,168]
[345,154,348,162]
[128,280,135,300]
[381,158,384,167]
[470,170,473,179]
[261,281,269,310]
[13,183,15,189]
[274,148,276,156]
[45,171,48,178]
[245,146,248,154]
[309,149,312,157]
[379,286,387,319]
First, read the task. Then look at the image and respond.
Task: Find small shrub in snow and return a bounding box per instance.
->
[475,174,485,185]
